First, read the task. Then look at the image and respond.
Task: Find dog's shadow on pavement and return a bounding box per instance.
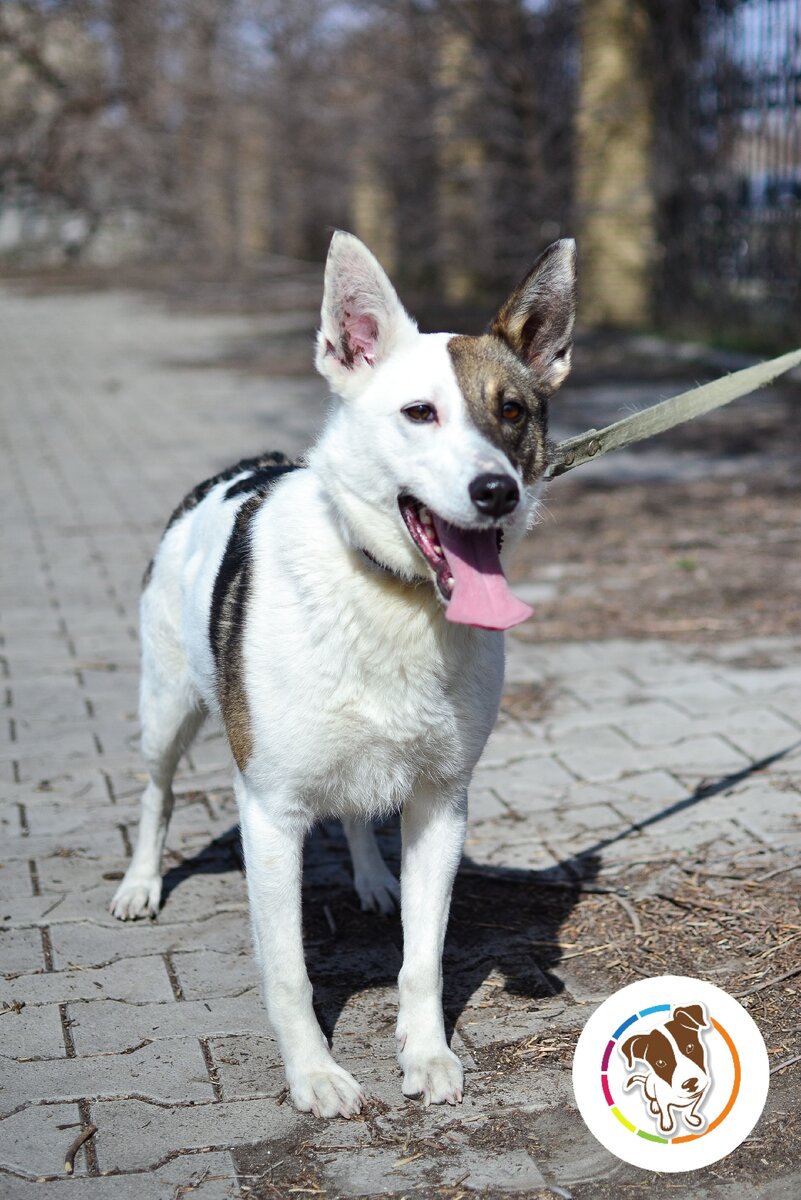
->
[159,816,601,1038]
[158,743,798,1040]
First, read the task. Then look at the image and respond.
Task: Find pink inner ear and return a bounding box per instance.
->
[343,308,379,365]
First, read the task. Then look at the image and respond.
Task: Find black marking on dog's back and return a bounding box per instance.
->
[142,450,298,593]
[209,463,299,770]
[164,451,295,535]
[224,463,297,501]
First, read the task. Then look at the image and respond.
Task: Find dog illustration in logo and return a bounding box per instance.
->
[621,1004,710,1135]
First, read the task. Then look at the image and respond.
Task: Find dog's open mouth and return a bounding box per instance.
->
[398,496,533,631]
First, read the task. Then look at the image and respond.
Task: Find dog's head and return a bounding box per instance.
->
[309,231,577,631]
[622,1005,710,1103]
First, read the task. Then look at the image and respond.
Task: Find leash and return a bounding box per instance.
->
[545,346,801,480]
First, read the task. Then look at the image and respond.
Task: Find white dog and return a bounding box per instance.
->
[111,231,576,1118]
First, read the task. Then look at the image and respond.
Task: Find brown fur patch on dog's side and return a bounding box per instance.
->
[447,334,549,484]
[208,462,299,770]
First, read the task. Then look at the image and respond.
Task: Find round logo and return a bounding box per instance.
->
[572,975,769,1172]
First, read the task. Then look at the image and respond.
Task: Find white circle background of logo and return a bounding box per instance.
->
[572,975,769,1172]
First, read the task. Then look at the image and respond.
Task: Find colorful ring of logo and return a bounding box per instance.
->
[600,1001,741,1144]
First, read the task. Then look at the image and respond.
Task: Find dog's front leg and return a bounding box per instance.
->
[396,785,467,1105]
[238,780,364,1119]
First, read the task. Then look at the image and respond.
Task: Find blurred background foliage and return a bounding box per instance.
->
[0,0,799,344]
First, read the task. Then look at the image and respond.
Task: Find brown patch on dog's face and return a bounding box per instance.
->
[666,1005,707,1073]
[447,334,549,485]
[623,1030,677,1085]
[447,239,577,484]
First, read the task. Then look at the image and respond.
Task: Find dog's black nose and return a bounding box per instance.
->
[469,473,519,518]
[683,1077,698,1092]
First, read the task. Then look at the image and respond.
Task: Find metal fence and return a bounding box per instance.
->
[649,0,801,341]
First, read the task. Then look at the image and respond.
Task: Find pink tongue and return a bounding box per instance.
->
[433,516,534,631]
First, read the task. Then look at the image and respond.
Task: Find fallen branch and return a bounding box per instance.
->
[64,1124,97,1174]
[770,1054,801,1076]
[610,892,642,937]
[732,965,801,999]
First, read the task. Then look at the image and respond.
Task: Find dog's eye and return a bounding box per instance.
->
[501,399,525,423]
[686,1043,695,1052]
[656,1059,667,1068]
[403,403,437,424]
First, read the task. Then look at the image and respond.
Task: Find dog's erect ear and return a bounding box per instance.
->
[489,238,577,396]
[315,231,417,400]
[621,1033,651,1068]
[672,1004,707,1031]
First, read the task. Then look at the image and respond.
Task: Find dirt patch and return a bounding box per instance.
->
[511,477,801,643]
[233,1134,327,1198]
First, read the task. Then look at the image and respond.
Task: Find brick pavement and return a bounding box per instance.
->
[1,281,800,1198]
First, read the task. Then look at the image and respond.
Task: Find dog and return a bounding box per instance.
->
[622,1004,710,1135]
[110,230,577,1118]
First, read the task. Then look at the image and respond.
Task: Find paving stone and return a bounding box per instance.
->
[1,1038,214,1114]
[203,1035,286,1100]
[68,999,271,1061]
[0,727,98,769]
[0,1102,86,1179]
[481,753,577,801]
[1,927,47,974]
[47,911,251,970]
[0,1000,66,1061]
[169,950,259,1001]
[7,956,176,1006]
[90,1096,301,1173]
[0,859,34,901]
[548,725,644,782]
[643,734,751,775]
[2,1154,240,1198]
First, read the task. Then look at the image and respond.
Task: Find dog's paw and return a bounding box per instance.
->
[110,874,161,920]
[398,1044,463,1106]
[353,865,400,915]
[287,1059,365,1119]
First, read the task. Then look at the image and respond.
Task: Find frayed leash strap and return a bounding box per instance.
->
[545,347,801,480]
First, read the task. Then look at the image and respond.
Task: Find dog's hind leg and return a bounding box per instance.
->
[342,817,400,914]
[396,785,467,1105]
[238,778,364,1119]
[111,610,205,920]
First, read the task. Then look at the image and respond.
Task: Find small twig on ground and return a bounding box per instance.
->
[770,1054,801,1076]
[322,904,337,937]
[559,942,614,961]
[173,1167,210,1198]
[754,863,801,883]
[733,965,801,998]
[393,1151,425,1168]
[0,1000,25,1017]
[63,1124,97,1174]
[610,892,642,937]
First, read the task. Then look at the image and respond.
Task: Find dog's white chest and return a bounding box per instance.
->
[242,525,504,816]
